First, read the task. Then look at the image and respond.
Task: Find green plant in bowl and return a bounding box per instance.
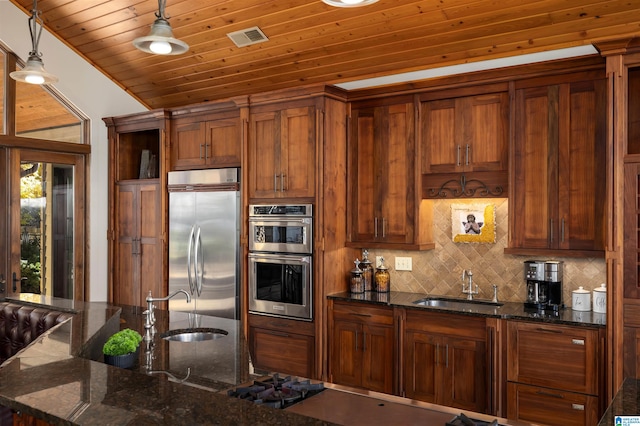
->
[103,328,142,368]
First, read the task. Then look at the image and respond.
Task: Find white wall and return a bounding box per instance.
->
[0,1,147,301]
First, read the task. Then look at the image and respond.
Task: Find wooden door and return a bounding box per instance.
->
[465,93,508,172]
[138,182,163,306]
[511,85,555,249]
[557,79,606,251]
[248,110,279,199]
[279,106,316,198]
[443,336,487,412]
[331,319,362,388]
[205,117,242,167]
[403,330,439,404]
[361,323,394,393]
[172,121,206,170]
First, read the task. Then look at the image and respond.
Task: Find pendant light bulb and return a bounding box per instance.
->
[133,0,188,55]
[10,0,58,85]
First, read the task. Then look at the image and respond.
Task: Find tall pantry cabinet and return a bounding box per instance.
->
[104,111,169,309]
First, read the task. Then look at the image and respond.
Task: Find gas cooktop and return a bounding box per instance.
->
[227,373,325,409]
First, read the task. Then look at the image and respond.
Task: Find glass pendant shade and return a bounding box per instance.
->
[322,0,379,7]
[10,0,58,85]
[133,0,188,55]
[10,54,58,85]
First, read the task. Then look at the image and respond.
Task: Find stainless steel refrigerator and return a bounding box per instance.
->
[168,168,240,319]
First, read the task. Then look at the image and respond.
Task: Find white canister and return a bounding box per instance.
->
[572,286,591,311]
[593,283,607,314]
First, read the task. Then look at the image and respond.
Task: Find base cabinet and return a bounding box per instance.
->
[506,320,603,425]
[403,310,488,413]
[248,314,315,378]
[329,301,394,394]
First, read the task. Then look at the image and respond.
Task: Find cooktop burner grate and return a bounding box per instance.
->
[227,373,325,409]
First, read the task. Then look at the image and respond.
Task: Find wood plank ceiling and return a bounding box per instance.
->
[8,0,640,109]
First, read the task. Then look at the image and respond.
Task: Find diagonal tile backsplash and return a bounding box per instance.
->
[367,199,606,305]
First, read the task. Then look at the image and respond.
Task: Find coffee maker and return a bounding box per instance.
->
[524,260,564,311]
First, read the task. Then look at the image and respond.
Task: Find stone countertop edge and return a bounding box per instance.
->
[598,378,640,424]
[327,291,606,328]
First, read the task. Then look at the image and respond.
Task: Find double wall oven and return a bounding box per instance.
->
[248,204,313,321]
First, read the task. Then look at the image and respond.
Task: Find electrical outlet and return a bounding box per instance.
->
[395,256,412,271]
[375,256,383,268]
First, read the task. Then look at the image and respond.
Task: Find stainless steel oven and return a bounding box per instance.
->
[248,204,313,321]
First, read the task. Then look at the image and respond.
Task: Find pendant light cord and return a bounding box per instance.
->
[27,0,43,58]
[155,0,168,21]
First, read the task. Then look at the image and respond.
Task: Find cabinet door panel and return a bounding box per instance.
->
[404,331,439,403]
[138,183,163,306]
[466,93,508,171]
[361,324,394,394]
[172,122,206,169]
[423,99,458,172]
[280,107,315,198]
[115,185,136,306]
[380,103,414,244]
[558,80,606,251]
[331,320,362,388]
[206,118,241,167]
[350,110,376,241]
[511,86,554,249]
[249,111,278,198]
[445,336,486,412]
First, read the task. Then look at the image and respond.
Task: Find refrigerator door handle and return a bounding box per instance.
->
[187,225,196,295]
[194,225,203,297]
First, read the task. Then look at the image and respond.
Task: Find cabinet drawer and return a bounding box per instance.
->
[507,382,599,426]
[332,302,393,326]
[507,321,599,395]
[249,326,314,378]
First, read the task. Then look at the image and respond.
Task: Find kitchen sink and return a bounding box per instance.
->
[160,328,228,342]
[413,296,503,309]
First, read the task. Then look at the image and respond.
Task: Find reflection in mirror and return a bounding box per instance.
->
[20,162,74,298]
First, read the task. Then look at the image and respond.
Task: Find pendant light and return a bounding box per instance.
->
[133,0,188,55]
[322,0,379,7]
[10,0,58,85]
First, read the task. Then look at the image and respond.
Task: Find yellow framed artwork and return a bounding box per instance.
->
[451,202,496,243]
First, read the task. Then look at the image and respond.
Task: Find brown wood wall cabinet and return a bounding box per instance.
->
[506,320,604,425]
[347,96,434,250]
[104,111,170,309]
[506,71,607,258]
[403,310,489,413]
[329,301,395,394]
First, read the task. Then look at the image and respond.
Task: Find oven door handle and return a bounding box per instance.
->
[187,225,196,296]
[194,225,203,297]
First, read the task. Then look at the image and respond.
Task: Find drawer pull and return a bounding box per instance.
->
[536,390,564,399]
[572,339,585,345]
[572,404,585,411]
[350,313,372,318]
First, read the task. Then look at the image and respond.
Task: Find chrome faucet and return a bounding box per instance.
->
[461,269,479,300]
[143,290,191,342]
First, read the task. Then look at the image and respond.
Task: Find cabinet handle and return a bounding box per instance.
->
[12,272,19,292]
[382,218,386,238]
[204,143,210,160]
[536,390,564,399]
[535,327,562,334]
[561,218,565,243]
[572,404,585,411]
[266,330,290,338]
[445,344,449,367]
[456,145,461,166]
[374,217,379,238]
[355,330,359,351]
[349,313,372,318]
[465,144,470,166]
[572,339,585,345]
[281,174,286,192]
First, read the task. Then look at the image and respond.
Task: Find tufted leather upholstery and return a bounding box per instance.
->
[0,302,73,365]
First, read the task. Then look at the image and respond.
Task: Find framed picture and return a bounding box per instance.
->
[451,202,496,243]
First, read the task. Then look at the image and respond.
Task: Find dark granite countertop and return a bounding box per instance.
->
[328,291,606,327]
[0,295,332,425]
[598,378,640,425]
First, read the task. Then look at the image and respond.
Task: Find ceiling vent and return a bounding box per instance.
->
[227,27,269,48]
